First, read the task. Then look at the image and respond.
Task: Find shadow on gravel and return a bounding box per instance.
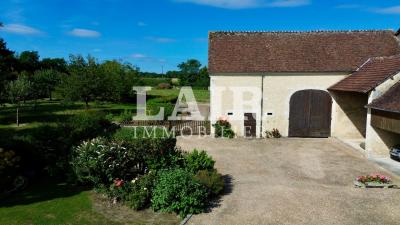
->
[205,174,234,213]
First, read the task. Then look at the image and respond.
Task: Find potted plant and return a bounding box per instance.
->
[354,173,396,188]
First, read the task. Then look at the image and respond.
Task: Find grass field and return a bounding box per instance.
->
[0,88,209,225]
[148,88,209,103]
[0,179,179,225]
[0,101,136,129]
[0,88,209,127]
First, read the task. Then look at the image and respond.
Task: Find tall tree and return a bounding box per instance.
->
[32,69,61,100]
[177,59,209,87]
[18,51,40,74]
[40,58,68,73]
[6,77,32,126]
[100,60,140,101]
[0,31,17,103]
[178,59,201,75]
[59,55,102,107]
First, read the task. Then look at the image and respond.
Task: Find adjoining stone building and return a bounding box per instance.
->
[329,55,400,157]
[209,29,400,158]
[366,82,400,157]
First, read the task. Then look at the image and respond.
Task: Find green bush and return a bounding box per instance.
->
[184,149,215,173]
[72,128,181,186]
[265,128,282,138]
[112,129,183,171]
[127,172,156,210]
[194,170,225,197]
[115,110,132,123]
[157,83,171,89]
[152,169,208,218]
[71,138,143,186]
[11,111,118,177]
[66,111,118,142]
[113,127,172,140]
[213,119,235,138]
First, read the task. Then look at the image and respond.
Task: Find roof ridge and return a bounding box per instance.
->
[209,29,394,35]
[369,54,400,61]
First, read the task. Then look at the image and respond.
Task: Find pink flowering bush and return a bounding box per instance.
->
[356,173,391,184]
[213,116,235,138]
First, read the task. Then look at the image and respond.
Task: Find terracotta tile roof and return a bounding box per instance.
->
[209,30,400,73]
[328,55,400,93]
[366,82,400,113]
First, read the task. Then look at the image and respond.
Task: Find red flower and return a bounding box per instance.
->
[114,179,124,188]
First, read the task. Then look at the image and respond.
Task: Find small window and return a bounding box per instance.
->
[227,112,233,116]
[267,113,273,116]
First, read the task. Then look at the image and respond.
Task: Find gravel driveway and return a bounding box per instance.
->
[177,137,400,225]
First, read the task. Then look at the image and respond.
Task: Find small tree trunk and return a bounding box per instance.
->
[85,99,89,108]
[16,107,19,127]
[49,89,52,101]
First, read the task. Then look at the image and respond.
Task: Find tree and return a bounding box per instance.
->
[32,69,61,100]
[6,77,32,126]
[40,58,68,73]
[0,37,17,104]
[178,59,201,75]
[59,55,103,107]
[18,51,40,74]
[177,59,209,87]
[195,66,210,88]
[100,60,141,101]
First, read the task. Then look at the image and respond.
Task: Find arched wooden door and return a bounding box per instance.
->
[289,90,332,138]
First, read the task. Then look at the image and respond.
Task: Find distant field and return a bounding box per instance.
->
[140,77,171,87]
[148,89,209,103]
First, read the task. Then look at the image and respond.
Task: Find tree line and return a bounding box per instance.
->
[0,22,209,125]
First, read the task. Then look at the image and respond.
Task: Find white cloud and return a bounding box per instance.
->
[68,28,101,38]
[335,4,361,9]
[0,23,43,35]
[131,53,147,59]
[147,37,177,43]
[267,0,310,7]
[137,21,147,27]
[375,6,400,14]
[174,0,310,9]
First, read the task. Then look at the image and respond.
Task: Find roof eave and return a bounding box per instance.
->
[366,106,400,114]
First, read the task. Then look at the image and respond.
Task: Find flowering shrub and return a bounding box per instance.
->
[71,133,180,186]
[72,130,224,217]
[112,129,183,170]
[184,149,215,173]
[126,172,156,210]
[356,173,392,184]
[11,111,118,178]
[213,117,235,138]
[71,138,143,186]
[114,179,125,188]
[265,129,282,138]
[152,168,208,218]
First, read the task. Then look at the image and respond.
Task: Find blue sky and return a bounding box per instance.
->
[0,0,399,73]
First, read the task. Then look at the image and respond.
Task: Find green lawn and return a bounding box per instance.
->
[148,88,210,103]
[0,100,136,125]
[0,180,179,225]
[0,89,206,225]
